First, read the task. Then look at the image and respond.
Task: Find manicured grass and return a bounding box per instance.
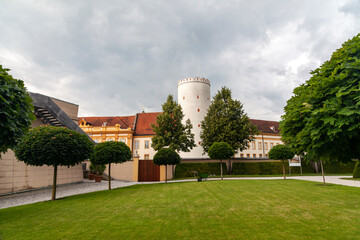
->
[1,180,360,239]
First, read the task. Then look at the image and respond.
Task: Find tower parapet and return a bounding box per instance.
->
[178,77,210,86]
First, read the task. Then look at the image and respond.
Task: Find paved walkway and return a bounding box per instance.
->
[1,176,358,209]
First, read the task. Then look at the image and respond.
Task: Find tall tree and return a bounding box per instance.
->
[268,144,294,180]
[92,141,132,190]
[200,86,257,154]
[0,65,34,155]
[280,33,360,185]
[153,148,181,183]
[208,142,234,180]
[151,95,195,152]
[15,126,94,200]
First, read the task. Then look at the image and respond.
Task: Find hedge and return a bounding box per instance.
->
[174,161,357,178]
[174,162,227,178]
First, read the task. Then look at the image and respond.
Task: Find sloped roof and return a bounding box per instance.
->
[134,112,162,135]
[79,113,280,135]
[79,116,136,129]
[250,119,280,134]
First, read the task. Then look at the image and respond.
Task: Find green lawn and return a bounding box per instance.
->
[1,180,360,240]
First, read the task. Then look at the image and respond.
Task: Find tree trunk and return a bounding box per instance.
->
[52,165,57,201]
[282,160,286,180]
[320,160,326,186]
[165,165,167,183]
[108,163,111,190]
[228,159,232,175]
[220,159,223,180]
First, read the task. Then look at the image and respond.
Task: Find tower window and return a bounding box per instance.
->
[197,108,200,112]
[183,96,185,100]
[198,124,200,127]
[197,95,199,99]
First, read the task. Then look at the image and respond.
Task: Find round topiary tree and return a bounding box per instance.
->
[14,126,94,200]
[153,148,180,183]
[0,65,34,155]
[353,161,360,178]
[208,142,234,180]
[268,144,294,180]
[92,141,132,190]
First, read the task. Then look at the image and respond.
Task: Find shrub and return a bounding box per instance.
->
[353,162,360,178]
[174,162,228,178]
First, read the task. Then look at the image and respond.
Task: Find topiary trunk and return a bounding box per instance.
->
[320,160,326,186]
[282,160,286,180]
[220,159,223,180]
[353,161,360,178]
[52,165,57,201]
[108,163,111,190]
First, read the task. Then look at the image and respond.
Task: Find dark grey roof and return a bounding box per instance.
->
[29,92,93,142]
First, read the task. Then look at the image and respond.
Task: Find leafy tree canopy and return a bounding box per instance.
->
[153,148,181,166]
[92,141,132,165]
[208,142,234,160]
[15,126,94,166]
[268,144,294,160]
[0,65,34,154]
[280,33,360,162]
[200,87,257,154]
[151,95,195,152]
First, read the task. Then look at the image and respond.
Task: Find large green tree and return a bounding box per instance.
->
[268,144,294,180]
[151,95,195,152]
[92,141,132,190]
[0,65,34,155]
[15,126,94,200]
[280,33,360,184]
[153,148,180,183]
[208,142,234,180]
[200,87,257,155]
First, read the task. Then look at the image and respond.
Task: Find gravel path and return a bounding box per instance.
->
[1,175,358,209]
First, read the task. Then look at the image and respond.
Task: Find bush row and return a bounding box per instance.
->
[174,162,227,178]
[174,161,357,178]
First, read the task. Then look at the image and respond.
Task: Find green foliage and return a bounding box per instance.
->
[92,141,131,165]
[280,33,360,162]
[353,162,360,178]
[15,126,93,167]
[200,87,257,154]
[0,65,34,154]
[151,95,195,153]
[208,142,234,160]
[153,148,180,166]
[268,144,294,160]
[90,163,106,175]
[174,162,228,178]
[232,162,313,175]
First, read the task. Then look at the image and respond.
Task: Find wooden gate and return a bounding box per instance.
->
[138,160,160,181]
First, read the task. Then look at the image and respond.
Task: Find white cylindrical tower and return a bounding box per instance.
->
[178,77,210,159]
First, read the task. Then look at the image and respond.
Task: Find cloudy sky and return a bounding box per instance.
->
[1,0,359,121]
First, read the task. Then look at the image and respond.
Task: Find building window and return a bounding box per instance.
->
[145,140,150,149]
[259,154,263,158]
[253,154,256,158]
[252,142,256,150]
[247,154,250,158]
[264,142,268,150]
[270,143,274,149]
[240,153,244,158]
[197,108,200,112]
[120,138,125,143]
[197,95,199,99]
[198,124,201,127]
[144,154,149,160]
[265,154,268,158]
[183,96,185,100]
[276,143,280,145]
[134,140,139,149]
[258,142,262,150]
[94,139,99,143]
